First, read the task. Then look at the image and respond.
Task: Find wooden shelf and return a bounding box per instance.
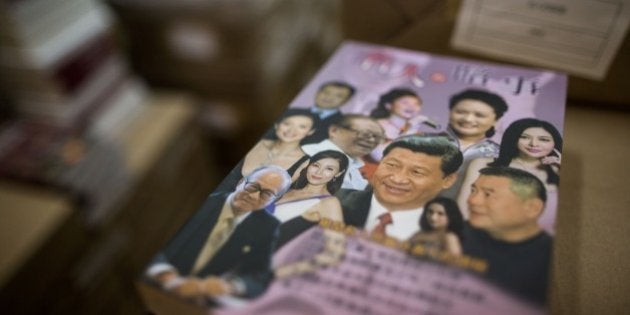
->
[0,91,220,314]
[0,182,74,287]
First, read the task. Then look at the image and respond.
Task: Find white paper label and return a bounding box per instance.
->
[451,0,630,80]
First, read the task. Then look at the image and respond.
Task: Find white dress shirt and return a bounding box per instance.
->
[310,107,339,120]
[364,194,424,241]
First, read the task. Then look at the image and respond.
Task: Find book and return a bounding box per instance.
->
[0,0,119,127]
[0,0,113,68]
[139,41,567,315]
[0,32,118,103]
[0,0,155,227]
[11,53,128,127]
[0,76,148,225]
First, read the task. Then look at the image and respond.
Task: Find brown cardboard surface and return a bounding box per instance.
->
[120,92,197,175]
[551,105,630,314]
[0,183,73,287]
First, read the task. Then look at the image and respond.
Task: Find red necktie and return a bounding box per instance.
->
[372,212,393,236]
[399,121,411,135]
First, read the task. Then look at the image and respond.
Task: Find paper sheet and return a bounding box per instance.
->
[451,0,630,80]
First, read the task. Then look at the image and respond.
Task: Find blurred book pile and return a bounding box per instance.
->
[106,0,339,105]
[0,0,149,224]
[106,0,341,168]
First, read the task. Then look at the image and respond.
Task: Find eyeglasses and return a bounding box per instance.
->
[339,126,385,142]
[243,180,278,201]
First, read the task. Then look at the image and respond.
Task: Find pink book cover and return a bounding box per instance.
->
[141,41,566,315]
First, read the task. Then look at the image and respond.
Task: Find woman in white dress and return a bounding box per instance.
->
[266,150,349,248]
[241,108,317,177]
[457,118,562,234]
[216,109,317,192]
[362,88,440,179]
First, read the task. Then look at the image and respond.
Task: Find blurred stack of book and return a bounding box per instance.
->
[0,0,149,223]
[106,0,341,168]
[106,0,339,107]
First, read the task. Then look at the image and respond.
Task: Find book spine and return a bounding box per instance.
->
[54,32,117,94]
[15,54,127,128]
[0,32,117,100]
[0,2,112,68]
[1,0,96,46]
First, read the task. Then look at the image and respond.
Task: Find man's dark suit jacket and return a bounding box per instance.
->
[336,188,374,229]
[301,111,344,144]
[158,192,280,298]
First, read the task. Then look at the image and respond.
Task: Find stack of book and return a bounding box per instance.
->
[0,0,147,129]
[0,0,149,224]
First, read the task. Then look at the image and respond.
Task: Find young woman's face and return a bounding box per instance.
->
[389,96,422,119]
[306,157,342,186]
[449,100,497,139]
[426,203,449,230]
[275,115,314,143]
[517,127,555,159]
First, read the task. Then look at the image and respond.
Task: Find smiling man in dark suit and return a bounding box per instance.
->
[337,135,463,241]
[146,165,292,302]
[302,81,356,144]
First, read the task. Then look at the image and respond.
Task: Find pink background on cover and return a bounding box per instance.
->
[287,41,567,142]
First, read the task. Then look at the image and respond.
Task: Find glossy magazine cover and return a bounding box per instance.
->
[141,41,567,315]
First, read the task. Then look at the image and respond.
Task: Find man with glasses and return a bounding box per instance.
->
[146,165,292,303]
[301,114,385,190]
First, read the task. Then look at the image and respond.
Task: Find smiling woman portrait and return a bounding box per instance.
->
[215,109,318,193]
[241,109,318,177]
[361,88,441,179]
[439,89,509,200]
[368,88,440,159]
[457,118,562,233]
[267,150,349,249]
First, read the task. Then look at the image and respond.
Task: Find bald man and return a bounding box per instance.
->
[463,166,552,305]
